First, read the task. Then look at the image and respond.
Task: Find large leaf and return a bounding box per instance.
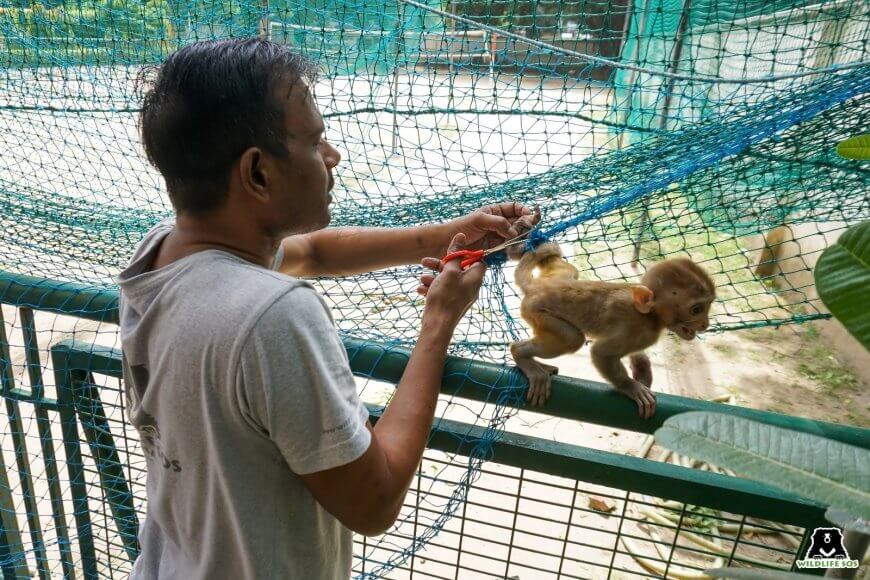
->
[655,412,870,520]
[707,569,816,579]
[825,506,870,535]
[814,221,870,350]
[836,134,870,160]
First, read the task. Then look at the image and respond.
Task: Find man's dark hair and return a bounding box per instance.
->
[139,38,318,214]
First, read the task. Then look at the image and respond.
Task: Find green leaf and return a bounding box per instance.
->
[655,412,870,520]
[706,568,816,579]
[825,506,870,534]
[836,134,870,160]
[814,221,870,350]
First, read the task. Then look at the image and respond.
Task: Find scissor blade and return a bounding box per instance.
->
[484,233,531,255]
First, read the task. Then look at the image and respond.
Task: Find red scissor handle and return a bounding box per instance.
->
[441,249,485,270]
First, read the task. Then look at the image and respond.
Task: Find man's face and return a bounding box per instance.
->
[266,80,340,236]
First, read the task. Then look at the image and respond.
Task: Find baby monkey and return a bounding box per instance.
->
[508,214,716,418]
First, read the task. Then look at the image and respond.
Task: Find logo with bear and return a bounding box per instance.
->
[796,527,858,569]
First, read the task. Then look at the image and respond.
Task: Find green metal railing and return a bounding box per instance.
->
[1,270,868,578]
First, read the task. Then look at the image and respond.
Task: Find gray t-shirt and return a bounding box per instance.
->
[118,220,371,579]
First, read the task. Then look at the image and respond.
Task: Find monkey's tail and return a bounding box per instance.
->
[515,242,564,294]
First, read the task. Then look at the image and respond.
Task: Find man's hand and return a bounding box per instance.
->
[446,203,534,253]
[417,233,485,327]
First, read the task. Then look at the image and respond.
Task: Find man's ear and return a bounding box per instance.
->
[238,147,270,201]
[632,285,655,314]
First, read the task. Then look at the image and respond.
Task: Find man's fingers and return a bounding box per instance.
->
[482,204,504,217]
[492,201,531,218]
[465,260,486,280]
[420,274,436,287]
[477,213,513,238]
[464,261,486,284]
[421,257,441,271]
[441,234,467,272]
[440,234,465,272]
[447,233,467,253]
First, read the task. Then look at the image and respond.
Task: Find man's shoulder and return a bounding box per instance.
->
[186,258,331,357]
[221,253,313,290]
[205,254,319,310]
[244,278,331,332]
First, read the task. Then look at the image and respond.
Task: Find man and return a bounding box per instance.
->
[120,38,532,579]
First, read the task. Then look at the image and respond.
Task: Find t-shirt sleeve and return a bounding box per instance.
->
[238,286,371,475]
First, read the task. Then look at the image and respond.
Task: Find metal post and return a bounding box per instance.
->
[811,3,848,71]
[615,0,638,151]
[489,30,495,81]
[391,66,400,153]
[632,0,692,264]
[754,3,849,276]
[391,0,405,154]
[258,0,270,39]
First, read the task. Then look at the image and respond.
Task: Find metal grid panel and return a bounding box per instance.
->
[0,296,843,579]
[354,453,805,579]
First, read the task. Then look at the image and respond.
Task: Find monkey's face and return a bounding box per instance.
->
[665,297,713,340]
[643,258,716,340]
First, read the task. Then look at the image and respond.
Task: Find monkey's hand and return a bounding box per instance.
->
[629,353,653,387]
[516,359,558,408]
[617,380,656,420]
[505,207,542,260]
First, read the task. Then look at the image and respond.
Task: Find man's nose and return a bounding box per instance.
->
[324,141,341,168]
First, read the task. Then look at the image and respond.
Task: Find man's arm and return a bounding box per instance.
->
[280,224,451,278]
[298,234,485,535]
[279,202,531,278]
[299,315,454,535]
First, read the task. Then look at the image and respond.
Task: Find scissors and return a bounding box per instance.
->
[440,232,531,270]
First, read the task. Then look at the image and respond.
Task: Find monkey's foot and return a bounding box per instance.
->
[618,380,657,419]
[516,359,558,408]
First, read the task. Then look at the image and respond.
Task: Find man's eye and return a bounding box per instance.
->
[691,304,703,315]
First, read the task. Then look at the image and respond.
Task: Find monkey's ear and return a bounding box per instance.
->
[632,286,655,314]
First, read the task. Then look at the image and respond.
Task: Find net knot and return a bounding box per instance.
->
[525,228,549,252]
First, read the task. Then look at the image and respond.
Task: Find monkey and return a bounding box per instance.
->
[509,240,716,418]
[754,224,791,279]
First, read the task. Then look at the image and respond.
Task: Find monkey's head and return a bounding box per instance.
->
[633,258,716,340]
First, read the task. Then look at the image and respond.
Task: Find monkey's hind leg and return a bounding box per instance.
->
[510,315,585,408]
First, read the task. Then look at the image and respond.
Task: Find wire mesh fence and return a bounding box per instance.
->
[1,0,869,577]
[1,284,855,579]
